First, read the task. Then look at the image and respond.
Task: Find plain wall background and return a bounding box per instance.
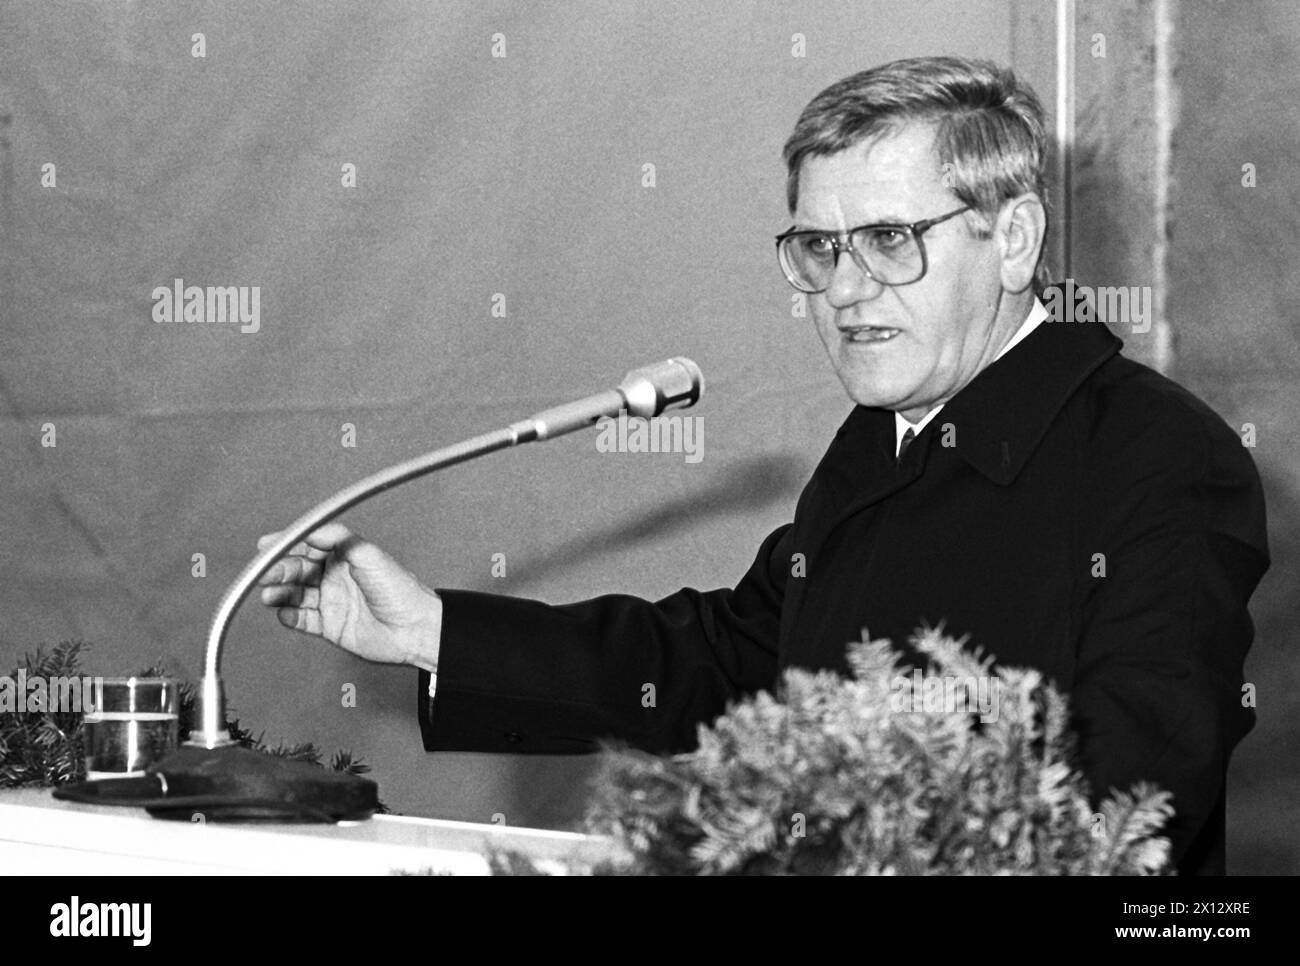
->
[0,0,1019,829]
[1,1,1292,871]
[1165,1,1300,875]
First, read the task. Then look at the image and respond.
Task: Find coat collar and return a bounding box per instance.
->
[783,287,1125,640]
[836,284,1124,487]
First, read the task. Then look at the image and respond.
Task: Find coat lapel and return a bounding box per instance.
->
[780,294,1124,648]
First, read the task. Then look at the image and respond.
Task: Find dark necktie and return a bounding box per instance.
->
[897,427,916,464]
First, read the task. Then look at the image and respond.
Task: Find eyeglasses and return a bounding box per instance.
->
[775,205,972,293]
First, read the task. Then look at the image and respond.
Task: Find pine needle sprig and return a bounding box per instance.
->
[498,626,1175,876]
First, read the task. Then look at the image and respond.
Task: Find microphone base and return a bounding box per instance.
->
[55,744,379,823]
[191,674,233,749]
[184,730,235,749]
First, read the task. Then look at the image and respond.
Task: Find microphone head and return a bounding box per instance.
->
[619,357,704,418]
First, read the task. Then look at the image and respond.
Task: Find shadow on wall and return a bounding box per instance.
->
[408,452,810,831]
[465,453,808,595]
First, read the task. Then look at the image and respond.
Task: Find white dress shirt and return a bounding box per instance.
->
[894,297,1048,457]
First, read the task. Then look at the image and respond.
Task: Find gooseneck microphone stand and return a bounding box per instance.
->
[189,358,703,749]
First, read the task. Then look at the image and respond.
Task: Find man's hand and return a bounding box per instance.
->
[256,523,441,672]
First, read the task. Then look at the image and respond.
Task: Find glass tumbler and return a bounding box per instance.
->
[83,677,179,780]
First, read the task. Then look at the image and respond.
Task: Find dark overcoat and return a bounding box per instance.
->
[420,295,1270,875]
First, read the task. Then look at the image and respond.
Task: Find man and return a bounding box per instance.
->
[257,57,1269,875]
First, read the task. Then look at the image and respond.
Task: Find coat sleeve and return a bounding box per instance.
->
[1071,395,1269,874]
[416,522,794,755]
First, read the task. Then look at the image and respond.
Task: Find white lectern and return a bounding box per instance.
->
[0,788,612,875]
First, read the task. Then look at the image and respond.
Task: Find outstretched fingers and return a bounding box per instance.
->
[256,522,354,558]
[258,554,324,588]
[277,601,325,637]
[256,526,355,635]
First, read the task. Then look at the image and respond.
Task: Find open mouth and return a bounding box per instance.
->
[840,326,901,343]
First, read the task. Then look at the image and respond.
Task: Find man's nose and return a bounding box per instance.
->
[823,249,885,309]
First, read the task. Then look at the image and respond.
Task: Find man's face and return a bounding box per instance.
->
[794,123,1008,422]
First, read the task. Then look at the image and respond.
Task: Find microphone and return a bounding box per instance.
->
[508,357,703,441]
[190,357,704,747]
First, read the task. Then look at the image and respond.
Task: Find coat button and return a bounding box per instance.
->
[504,731,523,744]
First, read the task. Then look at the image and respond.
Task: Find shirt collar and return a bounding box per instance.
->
[893,297,1050,454]
[842,284,1122,484]
[993,295,1049,361]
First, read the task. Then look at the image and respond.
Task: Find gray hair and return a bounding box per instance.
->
[783,56,1051,292]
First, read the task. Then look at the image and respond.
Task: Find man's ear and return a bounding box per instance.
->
[995,193,1046,294]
